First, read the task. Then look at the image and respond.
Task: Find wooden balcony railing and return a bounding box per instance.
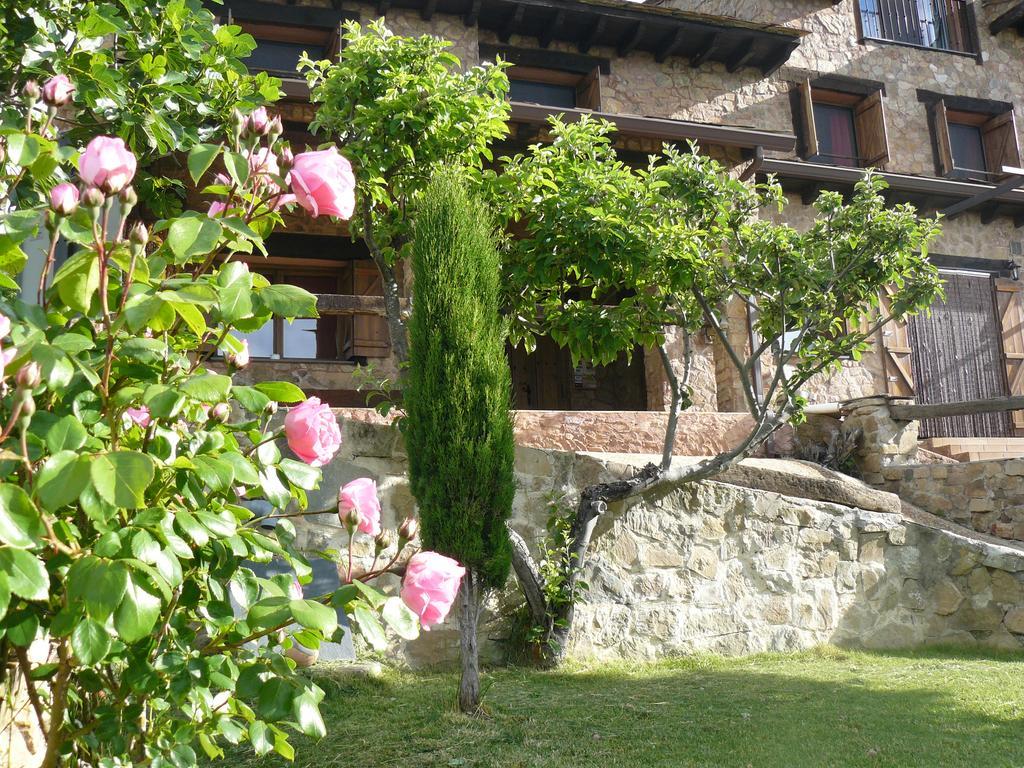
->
[858,0,977,54]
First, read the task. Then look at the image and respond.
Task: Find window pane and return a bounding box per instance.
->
[245,40,326,76]
[509,80,576,109]
[949,123,987,173]
[239,321,275,359]
[813,103,858,167]
[281,274,344,361]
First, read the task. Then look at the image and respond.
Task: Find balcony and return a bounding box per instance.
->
[857,0,979,56]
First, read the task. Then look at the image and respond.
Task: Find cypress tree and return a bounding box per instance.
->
[405,171,515,712]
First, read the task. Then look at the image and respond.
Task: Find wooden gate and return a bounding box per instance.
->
[908,271,1012,438]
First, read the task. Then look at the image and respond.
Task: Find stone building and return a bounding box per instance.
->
[205,0,1024,457]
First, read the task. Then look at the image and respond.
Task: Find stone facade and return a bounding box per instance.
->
[292,415,1024,663]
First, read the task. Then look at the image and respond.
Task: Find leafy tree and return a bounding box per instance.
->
[0,0,280,215]
[404,173,515,712]
[302,20,511,364]
[487,116,943,662]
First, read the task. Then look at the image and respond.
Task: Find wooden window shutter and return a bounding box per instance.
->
[797,79,818,159]
[932,99,955,177]
[981,110,1022,178]
[854,89,889,168]
[876,286,915,397]
[575,66,601,111]
[996,278,1024,433]
[352,262,390,358]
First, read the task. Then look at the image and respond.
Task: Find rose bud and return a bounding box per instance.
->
[15,362,42,391]
[266,400,279,416]
[41,75,74,107]
[49,183,79,217]
[118,185,137,209]
[246,107,271,137]
[17,390,36,420]
[78,136,137,195]
[22,80,41,104]
[81,186,105,209]
[268,115,284,139]
[398,516,420,545]
[340,504,361,533]
[374,528,395,554]
[337,478,381,537]
[210,402,231,423]
[227,339,250,370]
[129,222,149,248]
[277,145,295,175]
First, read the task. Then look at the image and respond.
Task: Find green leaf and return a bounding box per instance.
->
[382,596,420,641]
[4,608,38,646]
[258,284,318,319]
[0,485,44,549]
[247,596,291,629]
[113,575,162,643]
[167,215,222,261]
[223,150,250,188]
[182,373,232,402]
[231,386,271,414]
[0,549,48,600]
[258,468,290,510]
[253,381,305,403]
[192,455,234,492]
[288,599,337,634]
[293,693,326,739]
[278,459,320,491]
[32,345,74,391]
[90,451,155,509]
[45,415,87,454]
[220,451,260,486]
[54,250,100,313]
[143,384,186,420]
[351,603,387,651]
[249,721,273,756]
[0,575,10,622]
[35,451,90,511]
[352,579,386,610]
[188,144,222,184]
[71,618,111,665]
[67,557,128,620]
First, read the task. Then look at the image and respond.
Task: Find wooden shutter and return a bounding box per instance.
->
[932,99,955,176]
[996,278,1024,433]
[797,79,818,159]
[575,66,601,111]
[981,111,1022,178]
[876,286,915,397]
[352,262,390,358]
[854,89,889,167]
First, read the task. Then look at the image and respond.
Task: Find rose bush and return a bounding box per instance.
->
[0,75,463,767]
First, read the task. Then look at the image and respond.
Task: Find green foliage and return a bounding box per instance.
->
[404,173,514,588]
[303,20,511,265]
[0,0,280,215]
[528,494,587,652]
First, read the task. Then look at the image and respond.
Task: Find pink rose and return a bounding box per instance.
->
[247,107,270,136]
[400,552,466,631]
[288,577,303,600]
[289,147,355,219]
[0,314,11,339]
[124,406,151,428]
[248,147,280,180]
[228,339,250,368]
[284,397,341,467]
[338,478,381,536]
[78,136,137,195]
[42,75,74,107]
[0,346,16,381]
[49,183,79,216]
[207,200,227,218]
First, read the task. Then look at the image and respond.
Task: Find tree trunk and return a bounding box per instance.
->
[457,571,483,714]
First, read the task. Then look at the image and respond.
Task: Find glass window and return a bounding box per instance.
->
[948,122,987,173]
[509,79,576,109]
[813,103,858,167]
[245,40,326,76]
[239,321,275,359]
[282,274,342,361]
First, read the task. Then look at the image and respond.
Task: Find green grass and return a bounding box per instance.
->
[231,646,1024,768]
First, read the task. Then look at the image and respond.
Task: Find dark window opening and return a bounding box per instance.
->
[505,64,601,111]
[857,0,979,55]
[930,99,1022,181]
[812,103,859,167]
[948,122,987,174]
[795,81,889,168]
[509,79,577,109]
[245,39,326,77]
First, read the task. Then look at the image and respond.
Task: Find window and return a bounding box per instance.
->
[856,0,979,55]
[506,65,601,110]
[795,80,889,168]
[930,98,1022,181]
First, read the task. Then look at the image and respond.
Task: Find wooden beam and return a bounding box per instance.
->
[538,9,565,48]
[726,39,756,73]
[688,32,719,68]
[376,0,390,15]
[499,4,525,43]
[890,395,1024,422]
[464,0,482,26]
[617,22,644,57]
[420,0,438,21]
[981,203,1001,225]
[655,27,684,63]
[315,294,411,317]
[1015,211,1024,228]
[579,15,607,54]
[801,183,824,206]
[940,167,1024,219]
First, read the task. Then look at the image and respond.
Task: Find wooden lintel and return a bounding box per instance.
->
[579,15,607,54]
[726,39,756,73]
[688,32,719,67]
[539,9,565,48]
[617,22,644,57]
[464,0,482,26]
[655,27,684,63]
[891,395,1024,422]
[420,0,438,21]
[499,4,525,42]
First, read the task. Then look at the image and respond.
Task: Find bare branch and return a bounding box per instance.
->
[506,524,547,626]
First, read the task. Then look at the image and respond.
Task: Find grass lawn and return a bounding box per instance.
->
[229,646,1024,768]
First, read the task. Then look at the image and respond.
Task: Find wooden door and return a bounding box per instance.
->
[877,285,915,398]
[908,271,1012,438]
[996,278,1024,434]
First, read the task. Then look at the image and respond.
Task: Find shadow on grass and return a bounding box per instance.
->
[224,648,1024,768]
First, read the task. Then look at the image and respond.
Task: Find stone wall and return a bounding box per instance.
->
[291,415,1024,664]
[882,458,1024,542]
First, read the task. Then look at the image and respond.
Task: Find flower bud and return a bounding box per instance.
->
[227,339,250,370]
[397,516,419,545]
[277,146,295,175]
[15,362,41,391]
[41,75,74,108]
[231,108,245,140]
[374,528,395,554]
[16,389,35,420]
[82,186,105,209]
[22,80,41,104]
[340,505,361,533]
[129,222,148,248]
[266,400,279,416]
[268,115,284,140]
[118,185,137,209]
[210,402,231,423]
[49,183,79,217]
[245,107,270,137]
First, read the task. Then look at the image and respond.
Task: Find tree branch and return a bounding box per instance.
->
[506,523,546,626]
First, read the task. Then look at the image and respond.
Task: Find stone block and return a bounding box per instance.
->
[900,578,927,612]
[932,579,963,616]
[1004,607,1024,634]
[953,603,1003,632]
[641,545,684,569]
[686,546,719,580]
[1005,459,1024,476]
[859,532,887,565]
[948,549,980,577]
[991,570,1023,604]
[608,532,640,567]
[967,567,992,596]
